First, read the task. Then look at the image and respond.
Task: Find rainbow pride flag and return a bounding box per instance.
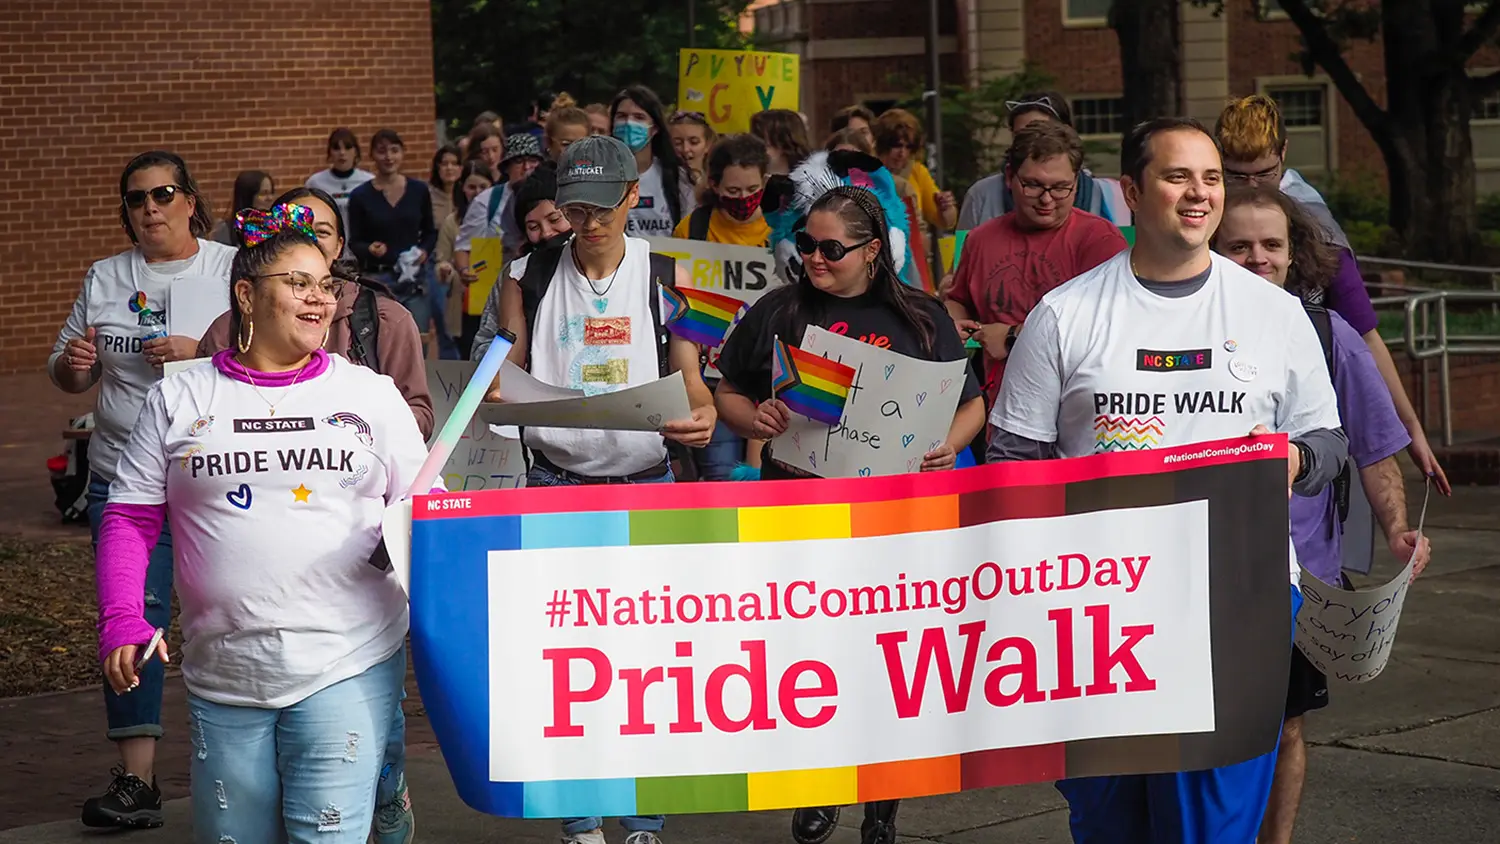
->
[659,283,745,348]
[772,337,856,426]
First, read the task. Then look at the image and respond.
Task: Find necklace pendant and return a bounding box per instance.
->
[268,408,276,417]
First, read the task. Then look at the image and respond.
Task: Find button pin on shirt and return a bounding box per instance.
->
[1229,357,1258,382]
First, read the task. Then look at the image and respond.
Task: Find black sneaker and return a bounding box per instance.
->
[81,767,164,829]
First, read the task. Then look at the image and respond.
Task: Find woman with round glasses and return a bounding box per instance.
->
[50,150,235,830]
[96,216,429,844]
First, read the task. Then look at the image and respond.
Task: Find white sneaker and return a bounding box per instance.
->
[561,829,606,844]
[623,832,661,844]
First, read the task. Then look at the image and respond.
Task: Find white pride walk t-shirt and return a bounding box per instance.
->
[519,237,668,476]
[993,251,1341,581]
[626,159,697,238]
[109,355,428,708]
[49,241,237,481]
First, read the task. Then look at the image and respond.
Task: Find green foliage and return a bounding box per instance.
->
[431,0,750,135]
[1343,220,1398,258]
[1478,193,1500,232]
[893,64,1056,200]
[1307,171,1388,227]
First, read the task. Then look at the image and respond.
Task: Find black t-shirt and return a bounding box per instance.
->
[717,284,983,479]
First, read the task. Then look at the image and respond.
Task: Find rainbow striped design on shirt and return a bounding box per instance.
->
[772,338,856,426]
[659,283,745,348]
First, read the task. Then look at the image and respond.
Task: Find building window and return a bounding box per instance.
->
[1063,0,1112,26]
[1259,0,1286,19]
[1072,97,1126,138]
[1264,85,1330,173]
[1478,88,1500,122]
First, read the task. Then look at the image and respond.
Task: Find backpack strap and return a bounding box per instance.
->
[346,278,386,373]
[1302,300,1350,526]
[648,252,676,379]
[519,242,568,370]
[485,183,507,232]
[687,206,713,242]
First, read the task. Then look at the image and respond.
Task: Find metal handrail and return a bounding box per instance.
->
[1400,290,1500,446]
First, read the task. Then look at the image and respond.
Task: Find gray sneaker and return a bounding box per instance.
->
[623,832,662,844]
[372,773,415,844]
[561,829,606,844]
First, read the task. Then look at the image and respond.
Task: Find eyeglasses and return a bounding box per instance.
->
[255,271,344,302]
[123,185,186,210]
[671,110,708,124]
[1226,164,1281,185]
[1018,179,1077,200]
[796,231,872,262]
[561,204,620,228]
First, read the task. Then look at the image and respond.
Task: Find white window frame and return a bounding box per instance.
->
[1062,0,1110,29]
[1069,94,1127,141]
[1468,68,1500,172]
[1255,75,1337,174]
[1258,0,1287,21]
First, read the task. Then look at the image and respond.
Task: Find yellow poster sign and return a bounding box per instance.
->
[678,48,799,134]
[466,237,503,317]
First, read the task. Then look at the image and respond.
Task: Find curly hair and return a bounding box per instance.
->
[1215,94,1286,163]
[871,108,924,155]
[1217,184,1341,299]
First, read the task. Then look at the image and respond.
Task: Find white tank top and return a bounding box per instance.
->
[526,237,668,476]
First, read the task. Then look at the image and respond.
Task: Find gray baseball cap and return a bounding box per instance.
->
[555,135,639,208]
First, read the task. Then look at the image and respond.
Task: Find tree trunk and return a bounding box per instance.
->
[1111,0,1183,135]
[1378,1,1479,263]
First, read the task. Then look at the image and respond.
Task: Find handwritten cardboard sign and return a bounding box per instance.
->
[678,48,799,134]
[770,326,968,478]
[427,361,526,492]
[644,236,783,378]
[1295,561,1414,684]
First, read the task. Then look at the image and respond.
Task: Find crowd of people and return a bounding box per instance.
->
[48,82,1436,844]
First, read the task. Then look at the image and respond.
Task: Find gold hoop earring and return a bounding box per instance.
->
[237,320,253,354]
[867,261,876,279]
[321,326,331,349]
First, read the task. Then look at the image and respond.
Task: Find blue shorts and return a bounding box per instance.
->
[1054,584,1303,844]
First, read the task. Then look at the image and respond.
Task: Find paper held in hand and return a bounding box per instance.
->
[770,326,969,478]
[477,366,692,432]
[1294,480,1431,684]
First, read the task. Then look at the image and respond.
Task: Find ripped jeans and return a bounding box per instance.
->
[186,647,405,844]
[87,473,173,740]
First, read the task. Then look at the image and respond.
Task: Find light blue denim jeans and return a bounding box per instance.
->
[88,472,173,740]
[187,647,405,843]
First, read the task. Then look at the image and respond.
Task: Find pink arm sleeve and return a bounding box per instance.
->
[96,503,166,662]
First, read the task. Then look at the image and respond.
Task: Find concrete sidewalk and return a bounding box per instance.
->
[2,482,1497,842]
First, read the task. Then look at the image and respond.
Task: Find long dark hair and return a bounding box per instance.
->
[611,84,688,223]
[1216,184,1341,301]
[227,170,273,221]
[118,150,214,243]
[750,109,812,171]
[764,185,937,355]
[227,230,324,346]
[429,144,461,191]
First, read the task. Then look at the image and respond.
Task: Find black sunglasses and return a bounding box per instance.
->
[796,231,872,262]
[123,185,186,210]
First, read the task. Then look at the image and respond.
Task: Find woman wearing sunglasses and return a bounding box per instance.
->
[96,214,429,844]
[714,186,983,844]
[49,150,234,831]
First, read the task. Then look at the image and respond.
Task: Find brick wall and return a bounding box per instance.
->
[1395,356,1500,439]
[0,0,436,373]
[1022,0,1121,95]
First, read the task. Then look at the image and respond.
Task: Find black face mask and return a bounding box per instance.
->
[526,232,572,255]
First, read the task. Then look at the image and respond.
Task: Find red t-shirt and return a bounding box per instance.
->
[947,209,1127,404]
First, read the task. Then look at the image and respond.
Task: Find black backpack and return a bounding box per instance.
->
[1303,301,1352,525]
[346,276,393,373]
[518,240,677,378]
[686,206,713,242]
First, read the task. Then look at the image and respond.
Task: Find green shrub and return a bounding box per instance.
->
[1313,172,1388,227]
[1344,220,1398,257]
[1477,193,1500,231]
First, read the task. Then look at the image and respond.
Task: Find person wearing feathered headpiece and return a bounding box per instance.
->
[763,149,919,290]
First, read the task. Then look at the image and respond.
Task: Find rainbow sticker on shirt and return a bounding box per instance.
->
[1093,415,1164,452]
[324,413,374,447]
[127,291,149,313]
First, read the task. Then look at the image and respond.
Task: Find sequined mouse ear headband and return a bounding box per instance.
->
[236,203,317,247]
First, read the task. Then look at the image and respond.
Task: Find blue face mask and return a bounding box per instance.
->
[613,120,652,152]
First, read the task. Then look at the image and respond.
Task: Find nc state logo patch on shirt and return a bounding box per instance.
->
[1136,348,1212,372]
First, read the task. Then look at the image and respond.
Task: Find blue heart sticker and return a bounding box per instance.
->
[902,433,915,448]
[226,483,252,510]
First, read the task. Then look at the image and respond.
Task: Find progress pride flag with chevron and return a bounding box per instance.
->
[408,436,1293,818]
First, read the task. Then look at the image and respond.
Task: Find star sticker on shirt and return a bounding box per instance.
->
[291,484,312,503]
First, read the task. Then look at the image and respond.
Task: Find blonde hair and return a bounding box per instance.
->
[1215,94,1286,163]
[552,91,578,110]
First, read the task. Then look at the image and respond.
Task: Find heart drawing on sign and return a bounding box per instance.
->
[809,451,817,468]
[792,431,801,449]
[884,364,895,380]
[858,467,872,477]
[939,379,953,394]
[906,457,921,472]
[915,391,927,407]
[647,413,663,427]
[901,433,915,448]
[226,483,252,510]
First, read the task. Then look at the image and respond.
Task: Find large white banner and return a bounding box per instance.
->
[486,501,1213,782]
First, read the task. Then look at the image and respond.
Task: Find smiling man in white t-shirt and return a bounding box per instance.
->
[989,117,1348,844]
